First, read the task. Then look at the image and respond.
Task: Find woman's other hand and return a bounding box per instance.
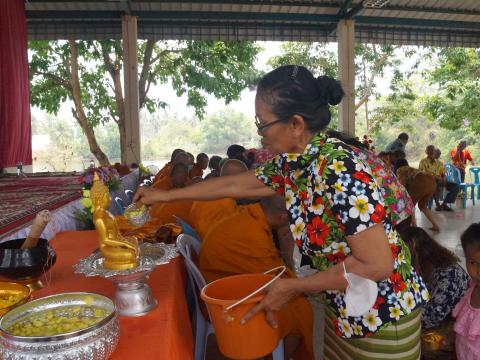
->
[133,186,168,205]
[241,278,299,328]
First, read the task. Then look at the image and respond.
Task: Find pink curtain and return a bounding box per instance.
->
[0,0,32,168]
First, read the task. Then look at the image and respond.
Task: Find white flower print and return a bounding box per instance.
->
[340,319,353,338]
[400,292,416,313]
[348,195,374,222]
[333,192,347,206]
[353,323,363,336]
[290,217,305,240]
[362,309,382,332]
[285,190,295,208]
[389,305,402,321]
[330,160,347,175]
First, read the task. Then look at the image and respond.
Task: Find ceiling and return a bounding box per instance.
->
[25,0,480,47]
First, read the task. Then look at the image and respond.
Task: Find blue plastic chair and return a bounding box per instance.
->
[114,196,126,215]
[125,189,134,204]
[445,164,475,208]
[176,234,284,360]
[469,167,480,200]
[174,215,201,243]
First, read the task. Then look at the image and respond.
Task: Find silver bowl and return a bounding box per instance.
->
[124,204,150,226]
[0,292,119,360]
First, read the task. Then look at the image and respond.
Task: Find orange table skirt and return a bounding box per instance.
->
[33,230,193,360]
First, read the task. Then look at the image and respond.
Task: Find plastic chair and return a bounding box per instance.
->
[469,167,480,200]
[445,164,475,208]
[114,196,126,215]
[125,189,134,204]
[174,216,201,244]
[176,234,284,360]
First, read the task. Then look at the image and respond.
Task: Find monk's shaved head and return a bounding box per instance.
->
[220,159,248,177]
[170,148,185,162]
[172,152,189,166]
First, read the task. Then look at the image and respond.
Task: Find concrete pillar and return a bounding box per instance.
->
[337,19,356,136]
[122,15,141,166]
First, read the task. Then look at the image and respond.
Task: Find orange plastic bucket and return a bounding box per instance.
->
[201,270,283,359]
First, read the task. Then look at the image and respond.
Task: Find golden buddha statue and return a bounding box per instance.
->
[90,173,139,270]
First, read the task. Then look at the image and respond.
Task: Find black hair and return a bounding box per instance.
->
[398,133,409,141]
[196,153,208,162]
[208,155,222,170]
[256,65,344,133]
[325,130,368,150]
[227,144,246,159]
[461,223,480,252]
[393,158,409,174]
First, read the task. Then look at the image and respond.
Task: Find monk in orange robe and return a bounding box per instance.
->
[188,198,237,239]
[199,196,313,358]
[153,148,184,183]
[118,163,191,238]
[153,152,190,188]
[189,153,209,178]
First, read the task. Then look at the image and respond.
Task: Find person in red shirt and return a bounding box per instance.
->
[450,140,474,182]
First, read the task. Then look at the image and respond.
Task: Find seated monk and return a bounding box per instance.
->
[199,196,313,359]
[220,158,248,177]
[188,198,237,239]
[117,163,192,238]
[190,152,209,178]
[153,153,190,189]
[153,148,184,183]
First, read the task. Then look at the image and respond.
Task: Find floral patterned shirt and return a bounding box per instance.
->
[350,147,414,226]
[255,132,429,339]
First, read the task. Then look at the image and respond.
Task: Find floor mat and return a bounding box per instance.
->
[0,176,82,238]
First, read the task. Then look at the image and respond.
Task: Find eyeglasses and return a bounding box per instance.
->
[254,115,288,132]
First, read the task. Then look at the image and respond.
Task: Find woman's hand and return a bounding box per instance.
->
[133,186,168,205]
[241,278,299,328]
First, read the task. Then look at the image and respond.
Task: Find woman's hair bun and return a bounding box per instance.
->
[315,76,344,106]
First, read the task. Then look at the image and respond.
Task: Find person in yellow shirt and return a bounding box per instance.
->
[419,145,459,211]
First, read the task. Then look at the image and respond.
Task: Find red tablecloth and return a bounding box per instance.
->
[34,231,193,360]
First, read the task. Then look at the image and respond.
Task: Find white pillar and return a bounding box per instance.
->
[122,15,141,166]
[337,19,356,136]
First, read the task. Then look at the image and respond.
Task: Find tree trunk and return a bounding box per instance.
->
[69,40,110,166]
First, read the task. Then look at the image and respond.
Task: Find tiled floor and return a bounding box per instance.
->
[416,200,480,267]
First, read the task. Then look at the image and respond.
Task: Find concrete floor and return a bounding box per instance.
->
[416,200,480,266]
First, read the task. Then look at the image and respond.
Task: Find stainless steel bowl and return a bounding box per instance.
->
[0,292,119,360]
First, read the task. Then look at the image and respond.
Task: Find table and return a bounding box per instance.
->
[34,231,193,360]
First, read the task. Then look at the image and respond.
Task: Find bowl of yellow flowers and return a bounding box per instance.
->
[0,282,31,317]
[124,203,150,226]
[0,292,119,360]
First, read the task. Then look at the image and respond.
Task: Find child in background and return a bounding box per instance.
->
[452,223,480,360]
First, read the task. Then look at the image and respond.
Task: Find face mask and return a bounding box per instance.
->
[343,262,378,317]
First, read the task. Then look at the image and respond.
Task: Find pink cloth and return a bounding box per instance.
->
[453,281,480,360]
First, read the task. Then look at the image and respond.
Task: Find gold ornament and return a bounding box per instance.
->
[90,173,139,270]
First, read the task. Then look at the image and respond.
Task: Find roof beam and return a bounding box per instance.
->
[356,16,480,30]
[337,0,356,18]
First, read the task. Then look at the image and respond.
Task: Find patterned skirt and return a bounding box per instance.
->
[324,308,421,360]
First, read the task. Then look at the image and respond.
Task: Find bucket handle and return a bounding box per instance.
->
[224,266,286,312]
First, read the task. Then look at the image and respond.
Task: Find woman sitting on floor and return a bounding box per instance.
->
[401,226,468,329]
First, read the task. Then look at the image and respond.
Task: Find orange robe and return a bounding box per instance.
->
[153,162,172,183]
[189,163,204,178]
[199,203,313,353]
[152,175,173,190]
[188,198,237,239]
[116,200,193,239]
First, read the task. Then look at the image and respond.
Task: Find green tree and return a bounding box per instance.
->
[29,40,261,165]
[199,109,257,154]
[423,48,480,134]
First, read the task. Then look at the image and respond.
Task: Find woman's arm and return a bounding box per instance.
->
[242,223,393,326]
[134,170,276,205]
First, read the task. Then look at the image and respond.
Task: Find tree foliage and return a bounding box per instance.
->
[29,40,261,165]
[423,48,480,134]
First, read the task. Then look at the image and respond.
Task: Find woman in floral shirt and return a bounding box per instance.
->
[135,65,428,359]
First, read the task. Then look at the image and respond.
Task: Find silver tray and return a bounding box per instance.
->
[74,242,178,277]
[0,292,119,360]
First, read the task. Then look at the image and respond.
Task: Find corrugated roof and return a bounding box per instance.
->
[25,0,480,47]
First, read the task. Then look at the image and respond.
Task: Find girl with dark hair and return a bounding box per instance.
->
[452,223,480,359]
[135,65,427,359]
[401,227,468,329]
